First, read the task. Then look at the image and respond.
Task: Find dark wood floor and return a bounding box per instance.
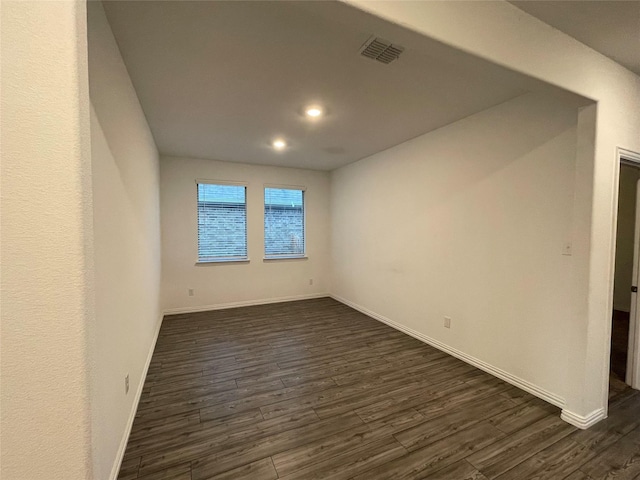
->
[119,298,640,480]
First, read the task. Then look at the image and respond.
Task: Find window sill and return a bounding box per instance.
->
[195,258,250,265]
[263,255,308,262]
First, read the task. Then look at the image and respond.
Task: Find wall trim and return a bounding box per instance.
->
[561,408,606,430]
[330,294,566,409]
[109,312,164,480]
[163,293,330,315]
[616,146,640,391]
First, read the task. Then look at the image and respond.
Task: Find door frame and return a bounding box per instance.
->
[614,147,640,389]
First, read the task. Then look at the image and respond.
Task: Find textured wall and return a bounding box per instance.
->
[87,2,162,478]
[1,1,94,478]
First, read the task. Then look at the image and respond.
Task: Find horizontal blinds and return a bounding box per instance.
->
[264,188,305,256]
[197,183,247,260]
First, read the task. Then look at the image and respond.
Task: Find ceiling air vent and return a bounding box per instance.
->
[359,36,404,64]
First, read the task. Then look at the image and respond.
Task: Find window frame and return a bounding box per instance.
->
[195,179,249,265]
[263,184,307,261]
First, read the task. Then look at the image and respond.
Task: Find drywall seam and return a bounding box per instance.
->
[330,294,566,409]
[163,293,330,315]
[108,313,164,480]
[560,407,606,430]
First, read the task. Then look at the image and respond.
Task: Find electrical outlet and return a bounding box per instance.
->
[444,317,451,329]
[188,288,194,296]
[125,374,130,394]
[309,279,313,286]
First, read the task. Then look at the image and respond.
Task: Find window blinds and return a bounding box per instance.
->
[197,183,247,261]
[264,187,305,257]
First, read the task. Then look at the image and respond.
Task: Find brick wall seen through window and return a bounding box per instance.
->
[264,188,305,257]
[197,183,247,261]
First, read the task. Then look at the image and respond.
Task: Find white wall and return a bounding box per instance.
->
[2,8,638,479]
[1,1,94,478]
[344,0,640,423]
[87,3,161,479]
[613,165,640,312]
[161,156,330,312]
[331,92,577,403]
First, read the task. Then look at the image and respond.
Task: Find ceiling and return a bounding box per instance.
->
[102,1,585,171]
[511,1,640,76]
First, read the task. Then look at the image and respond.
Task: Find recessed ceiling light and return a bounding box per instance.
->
[272,138,287,150]
[305,106,323,118]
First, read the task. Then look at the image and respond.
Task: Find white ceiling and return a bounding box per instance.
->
[102,1,585,171]
[511,1,640,76]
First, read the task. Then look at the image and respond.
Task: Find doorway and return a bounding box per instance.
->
[611,149,640,396]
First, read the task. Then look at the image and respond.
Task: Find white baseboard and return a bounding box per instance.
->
[561,408,606,429]
[330,294,566,410]
[163,293,330,315]
[109,312,164,480]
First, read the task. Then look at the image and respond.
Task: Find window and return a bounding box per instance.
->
[197,182,247,262]
[264,187,305,258]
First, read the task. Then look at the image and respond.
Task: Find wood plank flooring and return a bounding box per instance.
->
[119,298,640,480]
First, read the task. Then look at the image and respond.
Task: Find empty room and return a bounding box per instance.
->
[2,1,640,480]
